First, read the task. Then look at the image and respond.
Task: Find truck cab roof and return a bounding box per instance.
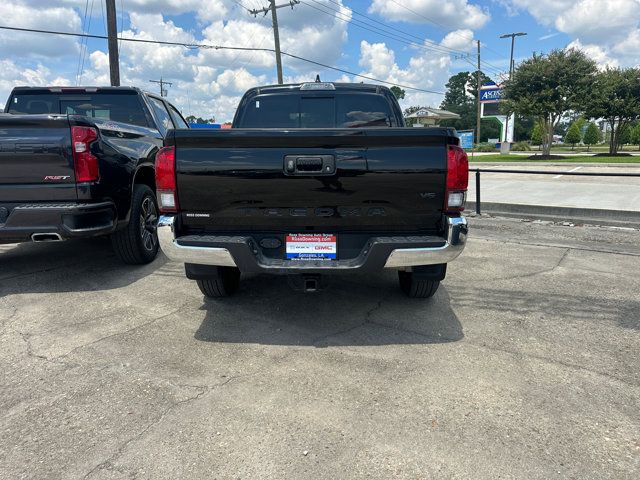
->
[10,86,154,96]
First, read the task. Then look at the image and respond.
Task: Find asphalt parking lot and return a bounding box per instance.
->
[1,217,639,479]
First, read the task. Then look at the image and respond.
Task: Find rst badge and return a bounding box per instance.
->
[43,175,70,181]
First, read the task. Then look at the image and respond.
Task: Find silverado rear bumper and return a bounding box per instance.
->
[0,202,117,244]
[158,215,468,273]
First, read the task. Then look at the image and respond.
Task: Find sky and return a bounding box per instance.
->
[0,0,638,122]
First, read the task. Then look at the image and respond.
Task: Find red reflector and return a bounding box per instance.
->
[71,126,99,182]
[445,144,469,213]
[155,146,177,212]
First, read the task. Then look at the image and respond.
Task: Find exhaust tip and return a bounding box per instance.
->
[31,233,63,242]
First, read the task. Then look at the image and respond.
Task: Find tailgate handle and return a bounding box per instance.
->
[284,155,335,175]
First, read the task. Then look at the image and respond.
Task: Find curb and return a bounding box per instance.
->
[466,202,640,228]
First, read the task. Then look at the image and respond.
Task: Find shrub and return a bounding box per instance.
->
[475,143,497,152]
[512,141,531,151]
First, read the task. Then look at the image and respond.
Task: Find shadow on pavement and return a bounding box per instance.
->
[0,237,172,297]
[194,273,464,347]
[449,285,640,331]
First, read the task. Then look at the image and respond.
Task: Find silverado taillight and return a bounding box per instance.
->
[445,144,469,213]
[155,146,177,213]
[71,126,99,183]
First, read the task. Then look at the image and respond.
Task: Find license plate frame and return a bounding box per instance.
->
[285,233,337,261]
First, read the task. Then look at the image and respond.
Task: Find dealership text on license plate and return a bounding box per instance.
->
[286,234,337,260]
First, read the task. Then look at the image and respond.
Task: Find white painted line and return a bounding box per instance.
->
[553,166,582,179]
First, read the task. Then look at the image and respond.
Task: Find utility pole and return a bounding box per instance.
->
[476,40,481,146]
[105,0,120,86]
[250,1,300,84]
[499,32,527,154]
[149,77,172,97]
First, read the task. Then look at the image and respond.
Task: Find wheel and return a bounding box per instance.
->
[398,271,440,298]
[111,184,159,265]
[196,267,241,298]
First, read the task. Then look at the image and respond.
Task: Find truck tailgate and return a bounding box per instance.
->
[0,115,76,202]
[173,128,448,232]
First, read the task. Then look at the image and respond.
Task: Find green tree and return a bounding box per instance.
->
[584,67,640,154]
[390,86,405,100]
[631,123,640,151]
[530,120,544,150]
[501,49,597,156]
[583,122,600,152]
[617,123,632,150]
[565,122,582,149]
[439,70,495,141]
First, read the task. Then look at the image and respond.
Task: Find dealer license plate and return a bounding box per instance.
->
[285,233,337,260]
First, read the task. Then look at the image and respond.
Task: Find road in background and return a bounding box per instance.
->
[1,218,638,479]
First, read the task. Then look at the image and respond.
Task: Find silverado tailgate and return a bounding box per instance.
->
[0,115,76,202]
[173,128,450,232]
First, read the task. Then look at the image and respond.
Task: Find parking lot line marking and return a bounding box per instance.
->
[553,166,582,179]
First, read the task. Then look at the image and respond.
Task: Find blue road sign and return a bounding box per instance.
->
[458,131,474,149]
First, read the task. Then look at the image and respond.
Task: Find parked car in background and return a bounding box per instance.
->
[157,82,468,298]
[0,86,189,264]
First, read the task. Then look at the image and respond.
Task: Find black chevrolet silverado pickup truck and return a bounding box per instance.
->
[157,82,468,298]
[0,86,189,264]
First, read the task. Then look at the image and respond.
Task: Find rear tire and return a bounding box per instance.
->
[196,267,241,298]
[398,271,440,298]
[111,184,159,265]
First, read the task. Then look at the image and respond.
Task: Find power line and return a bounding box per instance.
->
[149,77,172,97]
[0,24,445,95]
[78,0,95,85]
[305,0,505,80]
[385,0,509,63]
[249,1,301,84]
[75,0,90,85]
[300,0,468,57]
[326,0,447,48]
[315,0,464,54]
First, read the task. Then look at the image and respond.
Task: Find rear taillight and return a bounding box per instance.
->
[445,144,469,213]
[155,146,177,213]
[71,126,99,183]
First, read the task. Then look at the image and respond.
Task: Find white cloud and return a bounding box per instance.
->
[554,0,638,44]
[0,60,71,109]
[440,29,475,52]
[357,40,452,110]
[507,0,573,25]
[0,2,81,58]
[506,0,640,67]
[612,29,640,56]
[566,40,619,69]
[368,0,490,30]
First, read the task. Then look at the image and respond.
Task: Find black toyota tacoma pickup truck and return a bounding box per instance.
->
[0,86,189,264]
[157,82,468,298]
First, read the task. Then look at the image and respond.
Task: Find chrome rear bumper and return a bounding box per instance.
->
[158,215,468,271]
[383,216,467,267]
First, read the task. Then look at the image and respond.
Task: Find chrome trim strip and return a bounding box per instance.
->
[157,215,237,267]
[383,216,468,268]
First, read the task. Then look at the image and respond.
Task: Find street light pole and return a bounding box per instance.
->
[499,32,526,154]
